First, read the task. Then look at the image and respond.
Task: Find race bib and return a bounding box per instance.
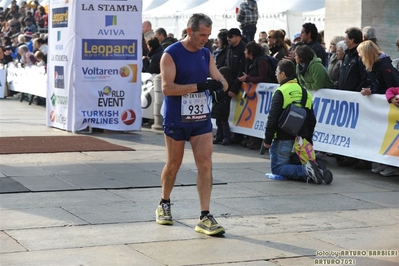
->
[181,92,210,122]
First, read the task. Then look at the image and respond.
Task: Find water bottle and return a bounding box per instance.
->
[265,173,286,180]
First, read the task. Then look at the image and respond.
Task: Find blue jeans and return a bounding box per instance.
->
[269,139,306,181]
[241,24,257,43]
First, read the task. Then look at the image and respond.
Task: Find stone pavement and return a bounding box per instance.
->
[0,96,398,266]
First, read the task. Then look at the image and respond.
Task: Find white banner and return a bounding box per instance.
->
[0,68,7,98]
[6,64,47,98]
[227,83,399,166]
[46,0,143,132]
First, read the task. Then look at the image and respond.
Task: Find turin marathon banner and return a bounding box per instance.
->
[47,0,142,132]
[227,84,399,167]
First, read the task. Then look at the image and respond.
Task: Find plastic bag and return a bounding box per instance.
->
[293,136,316,164]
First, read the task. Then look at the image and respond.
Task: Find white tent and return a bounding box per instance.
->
[143,0,169,12]
[142,0,209,37]
[255,0,325,40]
[302,7,325,33]
[142,0,325,39]
[174,0,243,37]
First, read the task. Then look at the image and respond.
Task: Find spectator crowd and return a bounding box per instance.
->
[0,0,48,68]
[2,0,398,177]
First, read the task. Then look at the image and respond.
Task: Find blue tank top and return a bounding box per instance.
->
[162,42,211,127]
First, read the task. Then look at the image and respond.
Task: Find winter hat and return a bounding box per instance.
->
[227,28,242,38]
[24,31,33,39]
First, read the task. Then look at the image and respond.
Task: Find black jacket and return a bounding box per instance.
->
[269,45,286,61]
[338,46,369,91]
[215,47,227,69]
[306,40,327,67]
[368,55,399,94]
[225,40,246,94]
[142,45,163,74]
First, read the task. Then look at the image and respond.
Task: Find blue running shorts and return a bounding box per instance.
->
[164,120,212,141]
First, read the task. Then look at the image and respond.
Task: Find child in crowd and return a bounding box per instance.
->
[386,87,399,107]
[376,87,399,176]
[34,50,45,67]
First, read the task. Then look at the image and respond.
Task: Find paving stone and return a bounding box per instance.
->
[309,225,399,251]
[5,222,200,251]
[104,170,163,188]
[62,201,155,224]
[0,231,26,253]
[340,191,399,208]
[11,175,79,192]
[212,167,268,183]
[83,162,145,173]
[0,164,52,177]
[213,193,383,215]
[0,177,30,193]
[332,208,399,227]
[129,232,339,266]
[0,245,164,266]
[37,162,100,175]
[241,178,392,196]
[0,190,128,210]
[0,207,88,230]
[58,172,134,189]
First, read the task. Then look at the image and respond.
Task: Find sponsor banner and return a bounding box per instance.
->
[81,39,138,60]
[45,0,142,132]
[73,0,142,131]
[52,7,69,28]
[0,68,6,98]
[226,83,399,166]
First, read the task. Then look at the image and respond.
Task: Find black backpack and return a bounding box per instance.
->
[278,87,308,136]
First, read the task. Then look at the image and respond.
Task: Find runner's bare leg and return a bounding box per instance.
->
[190,132,213,211]
[161,135,185,200]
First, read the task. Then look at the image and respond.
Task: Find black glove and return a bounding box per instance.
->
[197,79,223,92]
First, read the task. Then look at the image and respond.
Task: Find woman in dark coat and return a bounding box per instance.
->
[357,40,399,95]
[214,31,228,69]
[142,37,163,74]
[357,40,399,176]
[267,29,288,60]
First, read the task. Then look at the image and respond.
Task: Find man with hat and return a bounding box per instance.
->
[293,33,301,44]
[225,28,246,98]
[224,28,247,144]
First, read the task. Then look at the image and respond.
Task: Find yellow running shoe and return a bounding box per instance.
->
[155,203,173,225]
[195,214,225,235]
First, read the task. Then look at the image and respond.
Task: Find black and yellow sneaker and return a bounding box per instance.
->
[195,214,225,236]
[155,203,173,225]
